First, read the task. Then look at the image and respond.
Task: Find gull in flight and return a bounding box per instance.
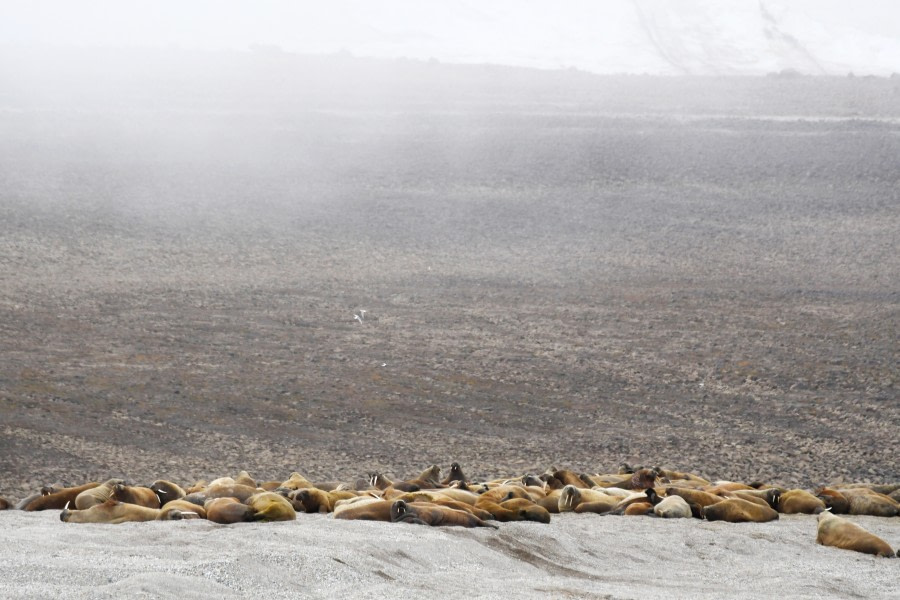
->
[354,309,367,323]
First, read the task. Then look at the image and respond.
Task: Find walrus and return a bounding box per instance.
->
[234,471,257,488]
[777,489,826,514]
[476,485,534,506]
[279,472,315,491]
[15,493,43,511]
[724,489,779,509]
[429,487,481,506]
[704,482,755,494]
[333,498,395,522]
[369,473,419,493]
[652,495,692,518]
[657,468,709,485]
[558,485,619,513]
[836,488,899,517]
[0,496,8,510]
[622,501,654,516]
[60,500,177,524]
[404,497,495,521]
[441,462,468,486]
[609,468,661,491]
[816,511,895,557]
[159,499,206,520]
[818,488,899,517]
[111,483,161,509]
[23,482,100,511]
[702,498,779,523]
[665,486,724,508]
[205,497,256,524]
[816,488,850,514]
[499,498,551,524]
[390,500,496,528]
[75,479,126,510]
[606,490,663,516]
[150,480,187,505]
[288,488,357,513]
[550,469,591,489]
[407,465,444,489]
[192,483,261,503]
[246,492,296,522]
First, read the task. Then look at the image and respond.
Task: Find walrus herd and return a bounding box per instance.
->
[2,463,897,558]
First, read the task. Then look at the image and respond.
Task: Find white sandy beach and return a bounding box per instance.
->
[0,511,896,599]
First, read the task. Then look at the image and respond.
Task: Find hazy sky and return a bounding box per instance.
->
[3,1,899,74]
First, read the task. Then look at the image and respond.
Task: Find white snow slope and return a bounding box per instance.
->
[3,1,899,76]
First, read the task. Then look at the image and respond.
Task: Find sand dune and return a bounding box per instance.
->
[1,511,896,599]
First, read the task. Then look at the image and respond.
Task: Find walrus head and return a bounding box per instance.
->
[522,474,544,488]
[60,501,71,522]
[645,488,662,505]
[390,499,410,522]
[765,489,781,509]
[689,502,704,519]
[443,462,467,485]
[559,485,581,510]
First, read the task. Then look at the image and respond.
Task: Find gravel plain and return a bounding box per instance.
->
[1,53,898,597]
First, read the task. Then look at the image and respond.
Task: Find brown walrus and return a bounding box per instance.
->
[150,480,187,504]
[111,483,161,509]
[390,500,496,528]
[205,497,255,524]
[75,479,126,510]
[287,488,358,513]
[333,498,395,522]
[159,499,207,520]
[665,486,724,508]
[558,485,612,512]
[246,492,296,522]
[234,471,257,488]
[23,482,100,511]
[498,498,551,524]
[441,462,468,486]
[816,511,895,557]
[817,487,899,517]
[777,489,826,514]
[703,498,779,523]
[60,500,181,524]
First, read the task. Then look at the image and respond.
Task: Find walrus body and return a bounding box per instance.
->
[441,462,468,485]
[818,488,899,517]
[499,498,551,524]
[75,479,126,510]
[61,500,167,524]
[246,492,296,522]
[703,498,779,523]
[665,487,723,508]
[24,482,100,511]
[391,500,496,528]
[159,499,207,520]
[816,511,895,557]
[205,497,255,524]
[333,498,394,522]
[558,485,618,513]
[653,495,692,518]
[112,484,161,508]
[288,488,357,513]
[777,489,826,514]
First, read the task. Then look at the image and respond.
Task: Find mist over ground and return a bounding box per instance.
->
[1,47,899,500]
